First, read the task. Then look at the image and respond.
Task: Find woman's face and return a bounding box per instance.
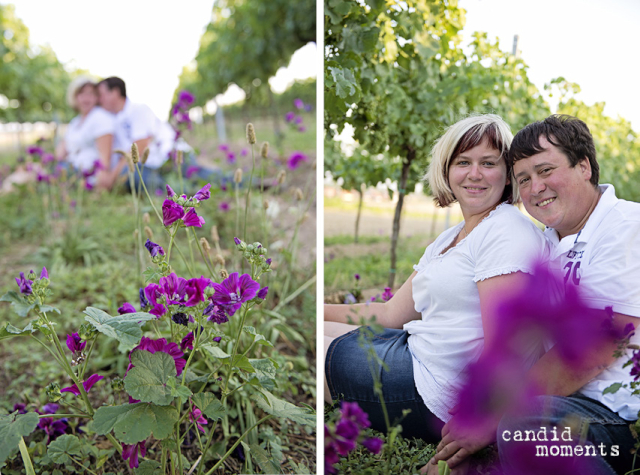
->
[75,84,98,114]
[447,138,509,217]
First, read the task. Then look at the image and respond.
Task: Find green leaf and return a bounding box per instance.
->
[249,442,281,474]
[192,392,225,421]
[167,376,192,406]
[142,267,162,284]
[124,351,177,405]
[38,305,61,315]
[232,354,255,373]
[243,326,274,348]
[47,434,82,464]
[0,291,35,317]
[200,342,230,359]
[0,320,37,340]
[439,459,452,475]
[255,390,315,426]
[93,403,179,444]
[328,66,357,99]
[83,307,155,352]
[0,411,39,464]
[242,358,277,390]
[135,460,162,475]
[603,382,623,395]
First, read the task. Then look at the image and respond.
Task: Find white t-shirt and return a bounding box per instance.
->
[65,107,115,171]
[112,99,176,169]
[544,184,640,421]
[404,203,548,422]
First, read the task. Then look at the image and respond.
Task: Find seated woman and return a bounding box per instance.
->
[56,76,121,190]
[324,114,548,441]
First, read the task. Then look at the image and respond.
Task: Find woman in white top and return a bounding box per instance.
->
[324,114,547,441]
[56,76,117,189]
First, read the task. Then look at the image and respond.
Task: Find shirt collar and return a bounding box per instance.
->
[544,184,617,248]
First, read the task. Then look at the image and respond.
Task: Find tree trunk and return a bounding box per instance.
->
[388,148,414,288]
[355,186,364,244]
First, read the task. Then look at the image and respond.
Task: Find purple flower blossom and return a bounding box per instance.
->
[40,267,48,279]
[210,272,260,317]
[15,272,33,295]
[234,237,241,246]
[182,207,205,227]
[180,332,195,351]
[221,183,228,192]
[219,201,230,212]
[130,337,185,376]
[240,148,248,157]
[341,401,371,429]
[166,184,176,197]
[218,144,229,152]
[122,441,146,469]
[287,151,308,170]
[38,414,67,443]
[226,152,236,164]
[213,336,222,342]
[42,153,54,164]
[194,183,211,201]
[265,258,272,266]
[162,199,185,226]
[630,350,640,381]
[177,90,194,105]
[26,146,43,155]
[285,111,295,122]
[362,437,384,454]
[60,374,104,396]
[139,288,149,308]
[158,273,210,307]
[354,274,360,281]
[189,407,208,433]
[118,302,137,315]
[298,126,307,132]
[185,165,199,179]
[204,303,228,324]
[294,98,304,110]
[13,403,27,414]
[257,286,268,300]
[144,239,165,258]
[381,287,393,302]
[172,312,189,326]
[294,115,303,125]
[144,283,167,317]
[66,333,86,354]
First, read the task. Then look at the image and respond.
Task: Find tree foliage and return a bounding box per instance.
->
[176,0,315,108]
[0,4,74,122]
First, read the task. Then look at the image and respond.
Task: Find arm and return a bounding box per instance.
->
[55,140,67,161]
[324,271,421,329]
[134,137,151,157]
[94,134,115,190]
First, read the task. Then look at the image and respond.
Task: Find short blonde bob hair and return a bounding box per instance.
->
[426,114,518,207]
[66,76,98,110]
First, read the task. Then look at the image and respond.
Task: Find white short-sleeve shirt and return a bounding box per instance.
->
[113,99,176,169]
[65,107,115,171]
[544,184,640,420]
[404,203,548,422]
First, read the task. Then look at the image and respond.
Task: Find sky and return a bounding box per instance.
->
[461,0,640,131]
[3,0,317,120]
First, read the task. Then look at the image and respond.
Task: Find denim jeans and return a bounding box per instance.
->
[326,326,444,441]
[497,394,636,475]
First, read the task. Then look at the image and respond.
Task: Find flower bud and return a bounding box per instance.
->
[45,382,62,403]
[263,200,269,209]
[111,377,125,392]
[200,237,211,253]
[78,323,98,341]
[219,269,229,279]
[215,254,225,266]
[144,226,153,239]
[277,170,286,185]
[294,188,304,201]
[143,212,150,224]
[234,168,243,183]
[210,226,220,243]
[176,150,184,165]
[204,286,215,298]
[260,142,269,159]
[246,123,256,144]
[142,147,150,164]
[28,270,37,280]
[131,143,139,164]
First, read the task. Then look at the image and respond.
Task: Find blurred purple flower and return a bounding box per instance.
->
[66,333,86,354]
[162,199,185,226]
[298,126,307,132]
[42,153,54,164]
[287,151,308,170]
[204,303,228,324]
[180,332,195,351]
[234,237,241,245]
[294,115,303,125]
[144,283,167,317]
[182,207,205,227]
[13,403,27,414]
[240,148,248,157]
[354,274,360,281]
[218,144,229,152]
[219,201,230,212]
[285,111,295,122]
[172,312,189,326]
[226,152,236,164]
[630,350,640,380]
[26,146,43,155]
[145,239,165,258]
[177,90,194,105]
[362,437,383,454]
[60,373,103,396]
[185,165,199,179]
[257,286,268,300]
[166,184,176,197]
[139,288,149,308]
[194,183,211,201]
[40,267,48,279]
[293,98,304,109]
[118,302,137,315]
[189,407,208,433]
[15,272,33,295]
[122,441,146,469]
[381,287,393,302]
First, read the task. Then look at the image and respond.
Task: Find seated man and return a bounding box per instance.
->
[429,115,640,475]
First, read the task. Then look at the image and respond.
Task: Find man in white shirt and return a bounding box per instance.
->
[429,115,640,475]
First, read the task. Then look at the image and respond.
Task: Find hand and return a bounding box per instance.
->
[427,417,496,469]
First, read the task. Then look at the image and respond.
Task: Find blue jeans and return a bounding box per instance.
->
[497,394,636,475]
[326,327,444,441]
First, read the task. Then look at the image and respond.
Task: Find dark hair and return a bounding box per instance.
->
[98,76,127,98]
[507,115,599,186]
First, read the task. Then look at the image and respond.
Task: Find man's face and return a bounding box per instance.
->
[513,135,595,238]
[97,83,118,112]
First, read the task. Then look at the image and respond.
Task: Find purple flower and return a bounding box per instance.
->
[182,207,205,227]
[218,144,229,152]
[294,115,303,125]
[210,272,260,317]
[139,288,149,308]
[234,237,241,246]
[194,183,211,201]
[257,286,268,300]
[166,184,176,197]
[189,407,208,433]
[66,333,86,354]
[162,199,185,226]
[325,427,340,474]
[118,302,137,315]
[362,437,384,454]
[15,272,33,295]
[177,90,194,105]
[341,401,371,429]
[172,312,189,326]
[298,126,307,132]
[157,273,209,307]
[221,183,228,192]
[265,258,272,266]
[129,337,185,376]
[180,332,195,351]
[40,267,48,279]
[185,165,199,179]
[13,403,27,414]
[354,274,360,281]
[381,287,393,302]
[213,336,222,342]
[287,151,308,170]
[144,239,165,258]
[26,146,43,155]
[122,441,146,469]
[204,303,228,324]
[285,111,295,122]
[294,98,304,110]
[37,172,50,182]
[226,152,236,164]
[144,283,167,317]
[38,415,67,443]
[219,201,230,212]
[630,350,640,380]
[240,148,248,157]
[60,373,104,396]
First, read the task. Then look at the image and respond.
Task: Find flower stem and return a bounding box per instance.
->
[175,425,184,475]
[167,225,178,264]
[186,228,196,274]
[203,415,273,475]
[80,336,98,380]
[191,228,215,279]
[18,437,36,475]
[243,145,256,243]
[38,413,86,418]
[222,305,250,399]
